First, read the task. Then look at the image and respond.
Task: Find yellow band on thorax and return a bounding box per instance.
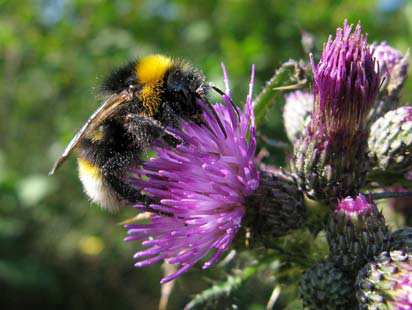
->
[135,54,172,116]
[135,54,172,85]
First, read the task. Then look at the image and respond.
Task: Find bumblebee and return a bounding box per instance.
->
[50,54,209,211]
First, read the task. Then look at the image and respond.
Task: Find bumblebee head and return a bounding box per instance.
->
[101,54,207,120]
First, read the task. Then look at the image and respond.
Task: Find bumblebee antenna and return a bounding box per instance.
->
[211,86,240,119]
[195,92,227,138]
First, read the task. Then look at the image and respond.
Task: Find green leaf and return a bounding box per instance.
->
[184,266,258,310]
[254,60,308,127]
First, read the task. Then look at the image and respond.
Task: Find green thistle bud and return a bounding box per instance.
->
[327,195,390,274]
[245,171,307,246]
[299,261,355,309]
[293,132,370,202]
[283,90,313,143]
[356,250,412,309]
[369,106,412,175]
[390,227,412,252]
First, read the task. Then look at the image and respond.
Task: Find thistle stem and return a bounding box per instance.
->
[369,191,412,200]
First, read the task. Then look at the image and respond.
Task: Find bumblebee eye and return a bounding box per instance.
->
[125,76,137,89]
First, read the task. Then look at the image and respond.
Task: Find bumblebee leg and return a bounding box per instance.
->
[125,114,180,148]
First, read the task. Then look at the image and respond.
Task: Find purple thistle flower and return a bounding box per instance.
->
[371,41,404,75]
[124,66,259,283]
[310,20,380,138]
[293,21,380,202]
[335,194,374,219]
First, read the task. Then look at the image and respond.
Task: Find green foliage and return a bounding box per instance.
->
[1,0,411,309]
[184,266,258,309]
[254,59,308,127]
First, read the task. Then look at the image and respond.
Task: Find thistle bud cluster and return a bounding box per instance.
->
[288,21,411,202]
[300,194,412,309]
[288,21,412,309]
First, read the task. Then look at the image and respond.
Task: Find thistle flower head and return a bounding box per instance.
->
[371,41,404,75]
[292,21,380,202]
[327,194,389,274]
[369,106,412,174]
[299,260,355,309]
[310,20,380,138]
[335,194,374,219]
[357,250,412,309]
[125,66,259,283]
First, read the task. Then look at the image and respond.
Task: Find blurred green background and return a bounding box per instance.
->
[1,0,411,309]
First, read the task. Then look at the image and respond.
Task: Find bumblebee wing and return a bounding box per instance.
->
[49,91,131,175]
